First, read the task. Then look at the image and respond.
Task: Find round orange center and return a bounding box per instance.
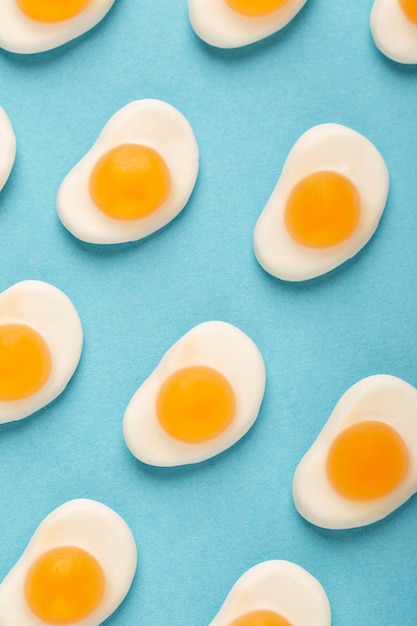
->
[224,0,291,17]
[399,0,417,25]
[16,0,91,23]
[24,546,106,625]
[284,170,361,248]
[0,324,51,401]
[89,144,171,221]
[230,609,292,626]
[326,420,409,501]
[156,365,236,443]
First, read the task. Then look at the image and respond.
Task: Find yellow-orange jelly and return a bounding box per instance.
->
[399,0,417,25]
[16,0,91,23]
[284,171,361,249]
[0,324,51,402]
[156,365,236,444]
[24,546,105,625]
[225,0,290,17]
[326,420,409,501]
[230,610,292,626]
[89,144,171,221]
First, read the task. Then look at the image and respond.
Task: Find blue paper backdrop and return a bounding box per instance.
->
[1,1,417,624]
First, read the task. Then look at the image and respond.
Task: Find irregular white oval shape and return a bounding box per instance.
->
[57,99,200,245]
[188,0,307,48]
[0,107,16,192]
[0,280,83,423]
[293,375,417,530]
[0,0,115,54]
[253,123,389,282]
[0,498,137,626]
[123,321,266,467]
[209,560,331,626]
[370,0,417,64]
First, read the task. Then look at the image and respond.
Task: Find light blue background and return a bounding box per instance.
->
[1,1,417,624]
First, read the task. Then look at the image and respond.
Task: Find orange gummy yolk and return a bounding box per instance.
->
[0,324,51,401]
[16,0,91,23]
[24,546,105,625]
[156,365,236,444]
[225,0,290,17]
[89,143,171,221]
[284,170,361,248]
[326,420,409,501]
[399,0,417,25]
[230,610,292,626]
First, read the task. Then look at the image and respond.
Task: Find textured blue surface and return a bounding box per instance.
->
[1,1,417,624]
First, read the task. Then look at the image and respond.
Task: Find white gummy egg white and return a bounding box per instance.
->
[0,0,115,54]
[57,99,199,245]
[371,0,417,63]
[253,123,389,282]
[0,499,137,626]
[189,0,307,48]
[123,321,266,467]
[0,280,83,423]
[0,107,16,192]
[209,560,331,626]
[293,375,417,530]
